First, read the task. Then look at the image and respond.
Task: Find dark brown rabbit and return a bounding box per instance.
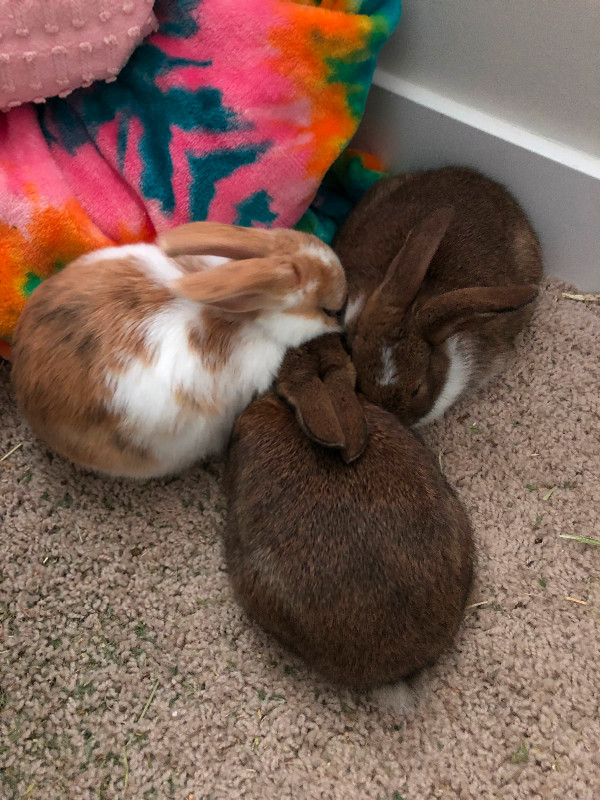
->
[334,166,543,426]
[224,334,474,690]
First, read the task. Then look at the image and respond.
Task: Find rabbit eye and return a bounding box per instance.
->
[321,307,338,318]
[411,384,422,398]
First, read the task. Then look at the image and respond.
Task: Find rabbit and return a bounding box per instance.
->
[224,333,474,690]
[333,166,543,426]
[10,222,346,479]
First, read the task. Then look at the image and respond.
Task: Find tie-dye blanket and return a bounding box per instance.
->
[0,0,400,358]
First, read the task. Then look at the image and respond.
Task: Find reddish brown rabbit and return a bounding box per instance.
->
[224,334,474,690]
[11,223,345,478]
[334,167,543,426]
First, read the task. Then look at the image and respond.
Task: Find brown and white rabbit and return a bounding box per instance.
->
[333,166,543,426]
[11,223,346,478]
[224,334,474,690]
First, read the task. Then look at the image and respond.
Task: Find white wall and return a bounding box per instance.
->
[378,0,600,158]
[353,0,600,290]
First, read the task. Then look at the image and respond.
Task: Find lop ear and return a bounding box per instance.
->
[157,221,275,260]
[321,365,369,463]
[417,284,539,344]
[376,206,456,311]
[278,373,346,450]
[171,256,299,313]
[276,335,368,463]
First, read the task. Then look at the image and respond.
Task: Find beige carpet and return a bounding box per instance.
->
[1,279,598,800]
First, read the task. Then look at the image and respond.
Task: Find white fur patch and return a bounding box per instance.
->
[376,345,397,387]
[198,255,231,270]
[343,293,365,328]
[81,244,231,284]
[371,682,417,715]
[262,311,333,348]
[80,243,158,265]
[301,240,342,270]
[416,335,472,426]
[105,301,332,477]
[281,283,314,311]
[81,243,180,282]
[105,300,218,472]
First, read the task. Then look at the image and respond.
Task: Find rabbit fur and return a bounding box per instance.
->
[224,334,474,690]
[334,166,543,426]
[11,223,346,478]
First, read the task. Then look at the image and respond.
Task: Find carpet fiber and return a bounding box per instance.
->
[1,279,598,800]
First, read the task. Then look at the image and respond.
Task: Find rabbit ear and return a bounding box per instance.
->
[277,336,368,463]
[278,373,346,450]
[375,206,456,311]
[418,284,539,344]
[158,222,275,260]
[321,368,369,464]
[171,256,299,313]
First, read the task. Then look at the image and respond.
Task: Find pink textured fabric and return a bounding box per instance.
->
[0,0,157,109]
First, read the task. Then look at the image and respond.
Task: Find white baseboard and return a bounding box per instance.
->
[352,70,600,292]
